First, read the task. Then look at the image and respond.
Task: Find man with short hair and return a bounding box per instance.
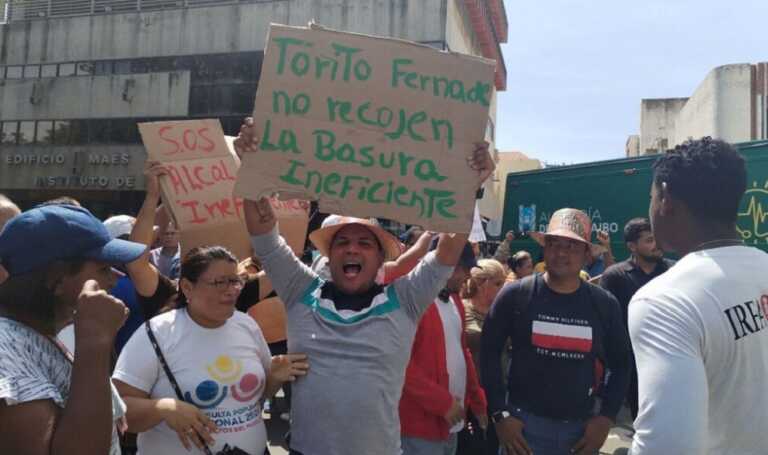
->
[235,117,496,455]
[629,138,768,454]
[399,240,487,455]
[600,218,673,418]
[481,208,632,455]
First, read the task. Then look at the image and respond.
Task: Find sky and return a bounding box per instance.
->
[496,0,768,165]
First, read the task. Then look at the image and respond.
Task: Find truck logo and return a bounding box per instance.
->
[737,181,768,245]
[519,204,536,233]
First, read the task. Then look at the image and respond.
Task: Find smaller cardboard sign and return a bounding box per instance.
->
[271,199,311,255]
[139,120,311,261]
[247,296,288,344]
[139,119,252,260]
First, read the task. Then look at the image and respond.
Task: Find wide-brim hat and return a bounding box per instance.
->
[309,216,401,262]
[529,208,607,255]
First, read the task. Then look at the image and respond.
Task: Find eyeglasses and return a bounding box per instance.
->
[200,277,245,291]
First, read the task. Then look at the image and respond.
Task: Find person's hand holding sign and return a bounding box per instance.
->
[233,117,259,158]
[468,141,496,188]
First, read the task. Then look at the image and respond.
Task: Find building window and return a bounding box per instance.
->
[5,66,23,79]
[41,64,58,77]
[114,60,132,74]
[130,59,150,74]
[0,122,18,145]
[210,85,234,114]
[59,63,76,76]
[233,85,256,114]
[189,86,211,115]
[24,65,41,78]
[18,121,36,145]
[76,62,95,76]
[52,121,72,145]
[94,61,113,75]
[36,121,55,144]
[89,119,112,143]
[111,119,140,144]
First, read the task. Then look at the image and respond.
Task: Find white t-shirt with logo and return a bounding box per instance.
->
[629,245,768,454]
[435,297,467,434]
[114,308,271,455]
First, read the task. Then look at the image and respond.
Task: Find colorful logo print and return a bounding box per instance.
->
[184,356,262,409]
[207,355,242,383]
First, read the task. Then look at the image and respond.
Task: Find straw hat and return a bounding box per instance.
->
[529,208,607,255]
[309,216,401,262]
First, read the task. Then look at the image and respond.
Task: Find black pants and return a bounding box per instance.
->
[457,412,499,455]
[628,361,639,419]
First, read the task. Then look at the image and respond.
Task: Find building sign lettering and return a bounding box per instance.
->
[5,154,67,165]
[88,153,131,165]
[34,175,137,189]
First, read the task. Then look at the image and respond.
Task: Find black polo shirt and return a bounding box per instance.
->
[599,258,675,324]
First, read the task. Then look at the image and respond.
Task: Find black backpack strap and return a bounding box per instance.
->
[145,322,215,455]
[513,274,537,316]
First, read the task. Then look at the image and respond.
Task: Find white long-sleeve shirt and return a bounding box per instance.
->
[629,245,768,455]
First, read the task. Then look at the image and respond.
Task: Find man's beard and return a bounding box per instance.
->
[638,251,663,263]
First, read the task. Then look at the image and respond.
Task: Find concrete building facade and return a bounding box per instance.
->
[0,0,507,217]
[633,62,768,156]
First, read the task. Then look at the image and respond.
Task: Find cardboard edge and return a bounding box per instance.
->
[265,22,497,68]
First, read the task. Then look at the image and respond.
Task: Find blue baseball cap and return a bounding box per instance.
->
[428,236,478,270]
[0,204,147,276]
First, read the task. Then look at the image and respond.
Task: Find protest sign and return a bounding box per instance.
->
[139,119,252,260]
[271,198,311,255]
[234,23,496,233]
[139,120,309,260]
[248,296,287,343]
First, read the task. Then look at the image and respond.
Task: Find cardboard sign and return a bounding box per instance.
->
[271,198,311,255]
[247,296,288,344]
[138,120,310,260]
[234,23,496,233]
[139,119,252,261]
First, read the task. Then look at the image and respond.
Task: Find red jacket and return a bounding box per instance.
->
[399,294,487,441]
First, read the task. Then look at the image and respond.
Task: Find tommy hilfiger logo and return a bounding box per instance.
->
[531,320,593,352]
[723,296,768,341]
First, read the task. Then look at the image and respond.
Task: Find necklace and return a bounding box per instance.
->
[692,238,744,252]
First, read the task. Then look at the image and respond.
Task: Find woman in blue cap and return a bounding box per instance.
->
[0,203,146,454]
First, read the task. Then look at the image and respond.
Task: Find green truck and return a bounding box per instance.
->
[501,140,768,262]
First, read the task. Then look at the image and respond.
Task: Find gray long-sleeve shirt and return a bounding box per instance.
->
[251,227,453,455]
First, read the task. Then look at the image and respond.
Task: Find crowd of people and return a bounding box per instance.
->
[0,131,766,455]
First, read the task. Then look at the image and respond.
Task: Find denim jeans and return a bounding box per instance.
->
[402,433,459,455]
[509,410,596,455]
